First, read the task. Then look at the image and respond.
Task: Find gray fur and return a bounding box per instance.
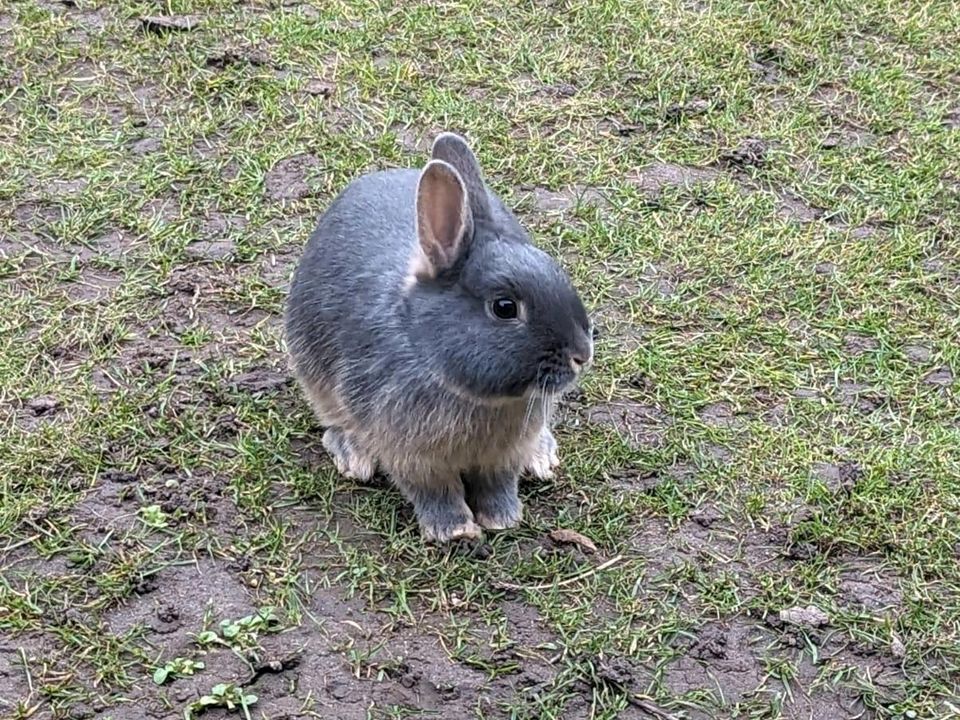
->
[285,133,592,542]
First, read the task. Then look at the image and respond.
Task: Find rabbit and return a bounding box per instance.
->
[285,132,592,542]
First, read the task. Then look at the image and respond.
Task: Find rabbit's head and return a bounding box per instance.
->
[405,133,592,402]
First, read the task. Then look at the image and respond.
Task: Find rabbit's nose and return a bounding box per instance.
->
[570,345,593,373]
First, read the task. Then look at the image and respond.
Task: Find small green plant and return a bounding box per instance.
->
[195,630,221,648]
[138,504,169,528]
[153,657,205,685]
[185,683,257,720]
[221,607,280,640]
[195,608,282,650]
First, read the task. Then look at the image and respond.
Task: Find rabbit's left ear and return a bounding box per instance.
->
[412,159,472,281]
[431,133,491,222]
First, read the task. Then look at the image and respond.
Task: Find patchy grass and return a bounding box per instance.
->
[1,1,959,718]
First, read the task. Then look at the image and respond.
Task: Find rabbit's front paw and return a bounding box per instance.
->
[472,489,523,530]
[418,502,483,542]
[422,517,483,543]
[473,504,522,531]
[399,477,483,543]
[322,427,376,481]
[465,469,523,531]
[524,427,560,479]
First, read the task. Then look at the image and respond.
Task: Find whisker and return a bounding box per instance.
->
[534,372,550,432]
[540,382,550,430]
[522,361,544,433]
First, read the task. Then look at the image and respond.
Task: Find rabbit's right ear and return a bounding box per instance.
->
[411,159,472,281]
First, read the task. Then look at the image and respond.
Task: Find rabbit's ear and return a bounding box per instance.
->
[430,133,491,220]
[413,159,472,280]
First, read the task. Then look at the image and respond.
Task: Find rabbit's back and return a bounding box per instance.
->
[290,168,418,316]
[285,170,419,418]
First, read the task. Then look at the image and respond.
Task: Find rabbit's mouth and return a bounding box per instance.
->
[534,365,580,396]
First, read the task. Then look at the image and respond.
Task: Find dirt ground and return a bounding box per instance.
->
[2,1,959,719]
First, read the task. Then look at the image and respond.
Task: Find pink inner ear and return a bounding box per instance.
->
[416,161,468,274]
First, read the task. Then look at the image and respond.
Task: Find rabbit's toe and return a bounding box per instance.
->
[322,427,376,481]
[395,474,481,543]
[465,468,523,530]
[422,517,483,543]
[473,502,523,531]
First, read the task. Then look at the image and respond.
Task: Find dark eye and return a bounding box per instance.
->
[491,297,518,320]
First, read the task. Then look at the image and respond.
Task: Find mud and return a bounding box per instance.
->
[843,333,880,355]
[924,366,954,386]
[698,401,743,428]
[778,191,826,221]
[813,461,863,494]
[628,162,721,193]
[264,154,322,202]
[524,185,608,214]
[903,344,932,363]
[835,380,885,414]
[587,401,671,450]
[719,137,771,170]
[837,558,904,614]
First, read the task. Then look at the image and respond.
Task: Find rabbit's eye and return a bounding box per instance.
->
[492,297,519,320]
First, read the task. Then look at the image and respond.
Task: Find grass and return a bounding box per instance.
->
[1,0,959,718]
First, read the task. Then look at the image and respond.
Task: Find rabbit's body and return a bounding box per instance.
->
[287,169,551,477]
[286,134,590,541]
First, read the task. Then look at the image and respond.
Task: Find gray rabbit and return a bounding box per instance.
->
[285,133,592,542]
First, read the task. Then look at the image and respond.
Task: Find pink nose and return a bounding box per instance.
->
[570,350,592,371]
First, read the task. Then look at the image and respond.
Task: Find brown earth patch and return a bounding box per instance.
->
[628,163,721,193]
[265,154,322,202]
[587,400,671,450]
